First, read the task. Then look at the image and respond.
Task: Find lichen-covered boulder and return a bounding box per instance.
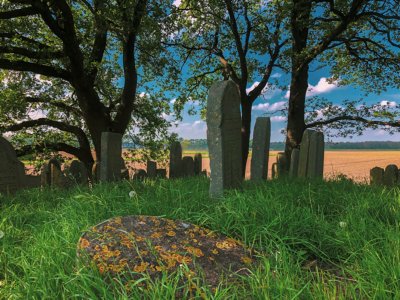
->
[77,215,258,289]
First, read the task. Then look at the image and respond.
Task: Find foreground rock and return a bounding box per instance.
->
[77,216,257,289]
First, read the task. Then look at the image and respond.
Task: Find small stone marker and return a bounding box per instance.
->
[370,167,384,185]
[66,160,88,185]
[182,156,195,177]
[100,132,122,182]
[132,169,147,180]
[169,141,182,179]
[77,215,257,290]
[298,129,324,179]
[383,164,398,186]
[147,160,157,178]
[289,149,300,178]
[276,152,288,178]
[207,80,242,198]
[41,158,66,187]
[194,153,202,175]
[250,117,271,181]
[156,169,167,178]
[0,136,26,194]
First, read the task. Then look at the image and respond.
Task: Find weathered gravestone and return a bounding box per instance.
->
[250,117,271,181]
[298,130,324,179]
[383,164,398,186]
[132,169,147,180]
[77,215,258,291]
[289,149,300,178]
[100,132,122,182]
[182,156,195,177]
[276,152,288,178]
[65,160,88,185]
[0,136,26,194]
[207,81,242,198]
[169,142,182,179]
[156,168,167,178]
[41,158,67,187]
[370,167,384,185]
[194,153,202,175]
[147,160,157,178]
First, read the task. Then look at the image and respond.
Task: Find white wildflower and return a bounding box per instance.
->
[339,221,347,228]
[0,231,4,239]
[129,191,137,198]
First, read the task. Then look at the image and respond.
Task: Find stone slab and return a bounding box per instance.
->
[370,167,384,185]
[383,164,398,186]
[182,156,195,177]
[147,161,157,178]
[100,132,122,182]
[194,153,202,175]
[169,142,182,179]
[250,117,271,181]
[289,149,300,178]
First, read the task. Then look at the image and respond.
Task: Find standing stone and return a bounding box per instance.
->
[66,160,88,185]
[298,129,324,179]
[276,152,288,178]
[250,117,271,181]
[0,137,26,194]
[132,169,147,180]
[169,142,183,179]
[100,132,122,182]
[207,81,242,198]
[271,163,278,179]
[182,156,195,177]
[194,153,203,175]
[41,158,66,187]
[156,169,167,178]
[289,149,300,178]
[383,164,398,187]
[92,161,100,183]
[370,167,384,185]
[147,160,157,178]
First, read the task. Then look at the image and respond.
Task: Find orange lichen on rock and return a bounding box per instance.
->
[241,256,253,264]
[185,246,204,257]
[216,238,238,250]
[133,262,149,273]
[79,238,90,249]
[166,231,176,237]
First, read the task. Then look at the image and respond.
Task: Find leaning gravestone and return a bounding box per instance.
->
[250,117,271,181]
[207,81,242,198]
[289,149,300,178]
[77,215,257,291]
[147,160,157,178]
[383,164,398,186]
[65,160,88,185]
[182,156,195,177]
[100,132,122,182]
[194,153,202,175]
[0,136,26,194]
[169,142,182,179]
[370,167,384,185]
[298,129,324,179]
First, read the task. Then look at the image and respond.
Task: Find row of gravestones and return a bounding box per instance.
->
[206,80,325,198]
[370,165,400,186]
[169,141,204,178]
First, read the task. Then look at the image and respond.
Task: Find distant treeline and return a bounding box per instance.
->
[169,140,400,151]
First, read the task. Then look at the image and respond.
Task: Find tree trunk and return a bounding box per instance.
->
[284,0,312,166]
[241,101,252,177]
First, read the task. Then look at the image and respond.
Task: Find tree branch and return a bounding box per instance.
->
[306,115,400,129]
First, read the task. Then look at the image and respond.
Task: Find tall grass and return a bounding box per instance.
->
[0,177,399,299]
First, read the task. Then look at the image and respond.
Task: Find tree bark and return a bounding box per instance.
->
[241,100,252,177]
[284,0,312,166]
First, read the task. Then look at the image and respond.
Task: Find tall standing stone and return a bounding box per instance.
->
[298,129,324,179]
[289,149,300,178]
[276,152,288,178]
[100,132,122,182]
[0,136,26,194]
[147,160,157,178]
[207,80,242,198]
[383,164,398,186]
[169,142,182,179]
[182,156,195,177]
[194,153,203,175]
[370,167,384,185]
[250,117,271,181]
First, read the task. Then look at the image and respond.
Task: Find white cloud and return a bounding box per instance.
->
[271,116,287,122]
[380,100,397,107]
[252,101,286,111]
[169,120,207,139]
[173,0,182,6]
[246,82,282,100]
[271,73,282,78]
[170,98,176,104]
[285,77,339,99]
[28,109,46,120]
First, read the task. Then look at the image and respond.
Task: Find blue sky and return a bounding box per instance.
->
[167,67,400,142]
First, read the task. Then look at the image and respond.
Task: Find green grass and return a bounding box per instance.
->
[0,177,399,299]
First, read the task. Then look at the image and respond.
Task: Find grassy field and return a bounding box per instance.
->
[0,177,399,299]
